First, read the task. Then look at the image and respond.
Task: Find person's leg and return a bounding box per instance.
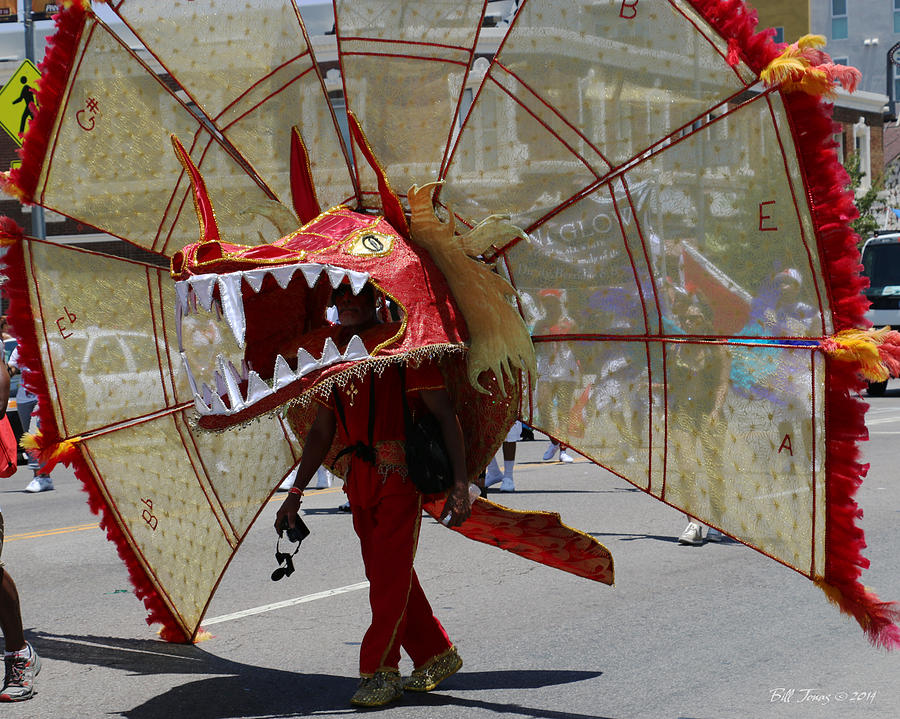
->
[0,515,23,653]
[400,570,452,666]
[400,560,461,693]
[17,395,51,493]
[0,511,39,703]
[352,491,423,676]
[543,438,559,460]
[0,569,24,653]
[315,466,332,489]
[500,440,516,492]
[484,456,503,487]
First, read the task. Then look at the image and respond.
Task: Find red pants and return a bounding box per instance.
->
[351,489,452,675]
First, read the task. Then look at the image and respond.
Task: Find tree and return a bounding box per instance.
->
[843,151,881,243]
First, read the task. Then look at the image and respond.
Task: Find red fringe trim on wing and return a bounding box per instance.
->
[0,227,192,643]
[0,3,87,203]
[422,497,614,585]
[688,0,781,73]
[689,1,900,648]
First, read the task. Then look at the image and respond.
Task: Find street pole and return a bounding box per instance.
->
[23,0,45,240]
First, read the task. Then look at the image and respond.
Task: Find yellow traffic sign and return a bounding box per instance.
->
[0,59,41,146]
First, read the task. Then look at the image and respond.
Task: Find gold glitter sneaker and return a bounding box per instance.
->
[403,646,463,692]
[349,670,403,707]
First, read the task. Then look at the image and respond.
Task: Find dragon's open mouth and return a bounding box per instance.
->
[174,261,384,420]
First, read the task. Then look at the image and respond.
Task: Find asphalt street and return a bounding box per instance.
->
[1,391,899,719]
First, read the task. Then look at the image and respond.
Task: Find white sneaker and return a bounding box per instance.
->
[678,522,703,546]
[24,475,53,493]
[542,443,558,461]
[559,450,574,463]
[278,467,299,491]
[315,468,332,489]
[484,469,504,488]
[706,527,724,542]
[0,642,40,702]
[499,477,515,492]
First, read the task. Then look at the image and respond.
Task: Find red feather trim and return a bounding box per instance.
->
[1,3,87,203]
[0,230,191,643]
[689,0,780,74]
[689,1,900,647]
[878,332,900,377]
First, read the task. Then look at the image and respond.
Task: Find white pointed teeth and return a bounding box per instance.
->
[194,393,212,415]
[347,270,369,295]
[175,264,373,352]
[326,266,347,288]
[217,355,245,411]
[300,264,323,287]
[209,392,229,415]
[175,281,190,314]
[181,353,198,395]
[188,333,372,417]
[270,265,298,289]
[296,348,318,375]
[273,354,296,391]
[343,335,369,361]
[176,261,375,419]
[218,274,246,348]
[246,371,274,404]
[244,269,267,293]
[320,337,341,365]
[191,274,218,310]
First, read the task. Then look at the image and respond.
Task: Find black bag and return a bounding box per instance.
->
[401,366,453,494]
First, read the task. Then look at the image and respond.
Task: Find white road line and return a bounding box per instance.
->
[203,581,370,626]
[62,637,203,660]
[865,416,900,426]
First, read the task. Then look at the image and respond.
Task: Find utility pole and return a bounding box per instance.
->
[23,0,45,240]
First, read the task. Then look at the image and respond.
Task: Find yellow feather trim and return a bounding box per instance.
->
[0,171,27,204]
[820,328,897,382]
[760,34,857,97]
[796,34,827,51]
[21,432,83,466]
[19,432,41,452]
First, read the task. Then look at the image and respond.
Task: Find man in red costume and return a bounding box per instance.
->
[275,281,472,707]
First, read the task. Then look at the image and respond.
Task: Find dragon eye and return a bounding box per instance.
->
[347,231,392,257]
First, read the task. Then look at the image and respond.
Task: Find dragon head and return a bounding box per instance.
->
[171,201,470,431]
[169,123,534,440]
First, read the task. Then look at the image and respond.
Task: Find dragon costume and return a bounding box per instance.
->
[0,1,898,650]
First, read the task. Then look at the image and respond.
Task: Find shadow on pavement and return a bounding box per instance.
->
[589,532,737,545]
[28,632,611,718]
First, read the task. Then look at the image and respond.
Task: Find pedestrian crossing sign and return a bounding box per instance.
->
[0,59,41,146]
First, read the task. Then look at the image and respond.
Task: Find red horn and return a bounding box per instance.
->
[346,111,409,238]
[290,126,322,224]
[170,134,221,244]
